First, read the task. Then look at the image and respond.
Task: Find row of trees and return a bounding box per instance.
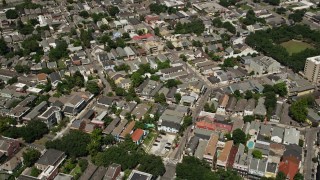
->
[246,25,320,72]
[2,120,49,143]
[93,138,165,177]
[174,19,205,36]
[176,156,242,179]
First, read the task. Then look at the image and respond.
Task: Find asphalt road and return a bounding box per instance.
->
[304,128,318,180]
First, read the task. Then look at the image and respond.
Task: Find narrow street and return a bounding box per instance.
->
[304,128,318,180]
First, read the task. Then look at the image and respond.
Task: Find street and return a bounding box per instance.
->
[304,127,318,180]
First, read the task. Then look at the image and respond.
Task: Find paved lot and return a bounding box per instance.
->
[150,134,175,157]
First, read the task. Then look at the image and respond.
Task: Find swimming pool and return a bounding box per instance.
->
[247,141,255,149]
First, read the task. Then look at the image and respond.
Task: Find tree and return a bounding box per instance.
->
[2,0,6,7]
[138,155,165,176]
[79,11,89,18]
[252,149,263,159]
[289,10,305,23]
[87,129,103,156]
[293,173,303,180]
[30,167,41,177]
[154,93,166,104]
[204,102,216,113]
[5,9,18,19]
[233,90,242,99]
[86,81,100,95]
[0,38,9,55]
[78,159,88,172]
[23,148,41,167]
[166,41,174,49]
[174,93,181,103]
[245,90,253,99]
[243,115,255,123]
[265,0,280,5]
[107,5,119,17]
[232,129,246,144]
[130,72,144,87]
[165,79,181,88]
[176,156,242,180]
[274,82,288,97]
[276,7,287,14]
[289,98,308,123]
[46,130,91,157]
[276,171,287,180]
[222,22,236,34]
[22,120,49,143]
[154,27,160,36]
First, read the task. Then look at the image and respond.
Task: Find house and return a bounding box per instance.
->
[186,136,199,156]
[203,133,219,165]
[0,138,20,158]
[104,163,121,180]
[244,99,256,116]
[22,101,48,121]
[194,139,208,160]
[217,140,233,169]
[233,144,249,176]
[158,109,184,133]
[128,170,152,180]
[270,102,283,122]
[254,97,267,116]
[249,158,268,178]
[38,106,62,128]
[63,95,87,116]
[48,72,62,88]
[131,103,150,120]
[234,99,247,116]
[249,56,280,77]
[131,129,146,145]
[216,94,229,115]
[97,96,115,107]
[278,156,299,180]
[271,126,284,144]
[35,149,66,180]
[119,121,135,140]
[283,128,300,145]
[0,147,25,174]
[259,124,272,137]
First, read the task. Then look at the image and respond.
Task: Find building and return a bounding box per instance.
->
[203,133,219,165]
[158,109,184,133]
[304,55,320,83]
[217,140,233,168]
[283,128,300,145]
[35,149,66,180]
[104,163,121,180]
[0,138,20,158]
[249,56,280,76]
[128,170,152,180]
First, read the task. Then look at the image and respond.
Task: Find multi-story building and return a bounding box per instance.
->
[304,55,320,84]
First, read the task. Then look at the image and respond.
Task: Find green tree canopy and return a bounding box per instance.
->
[232,129,246,144]
[23,148,41,167]
[86,81,100,95]
[252,149,263,159]
[5,9,18,19]
[46,130,91,157]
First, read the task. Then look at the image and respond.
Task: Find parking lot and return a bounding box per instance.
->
[150,133,176,157]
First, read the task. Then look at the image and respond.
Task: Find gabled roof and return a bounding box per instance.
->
[131,129,144,142]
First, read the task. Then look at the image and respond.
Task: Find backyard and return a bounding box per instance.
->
[280,40,314,55]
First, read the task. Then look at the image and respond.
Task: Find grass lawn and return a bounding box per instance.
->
[143,131,157,150]
[70,165,81,176]
[240,4,252,10]
[58,59,67,69]
[280,40,314,55]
